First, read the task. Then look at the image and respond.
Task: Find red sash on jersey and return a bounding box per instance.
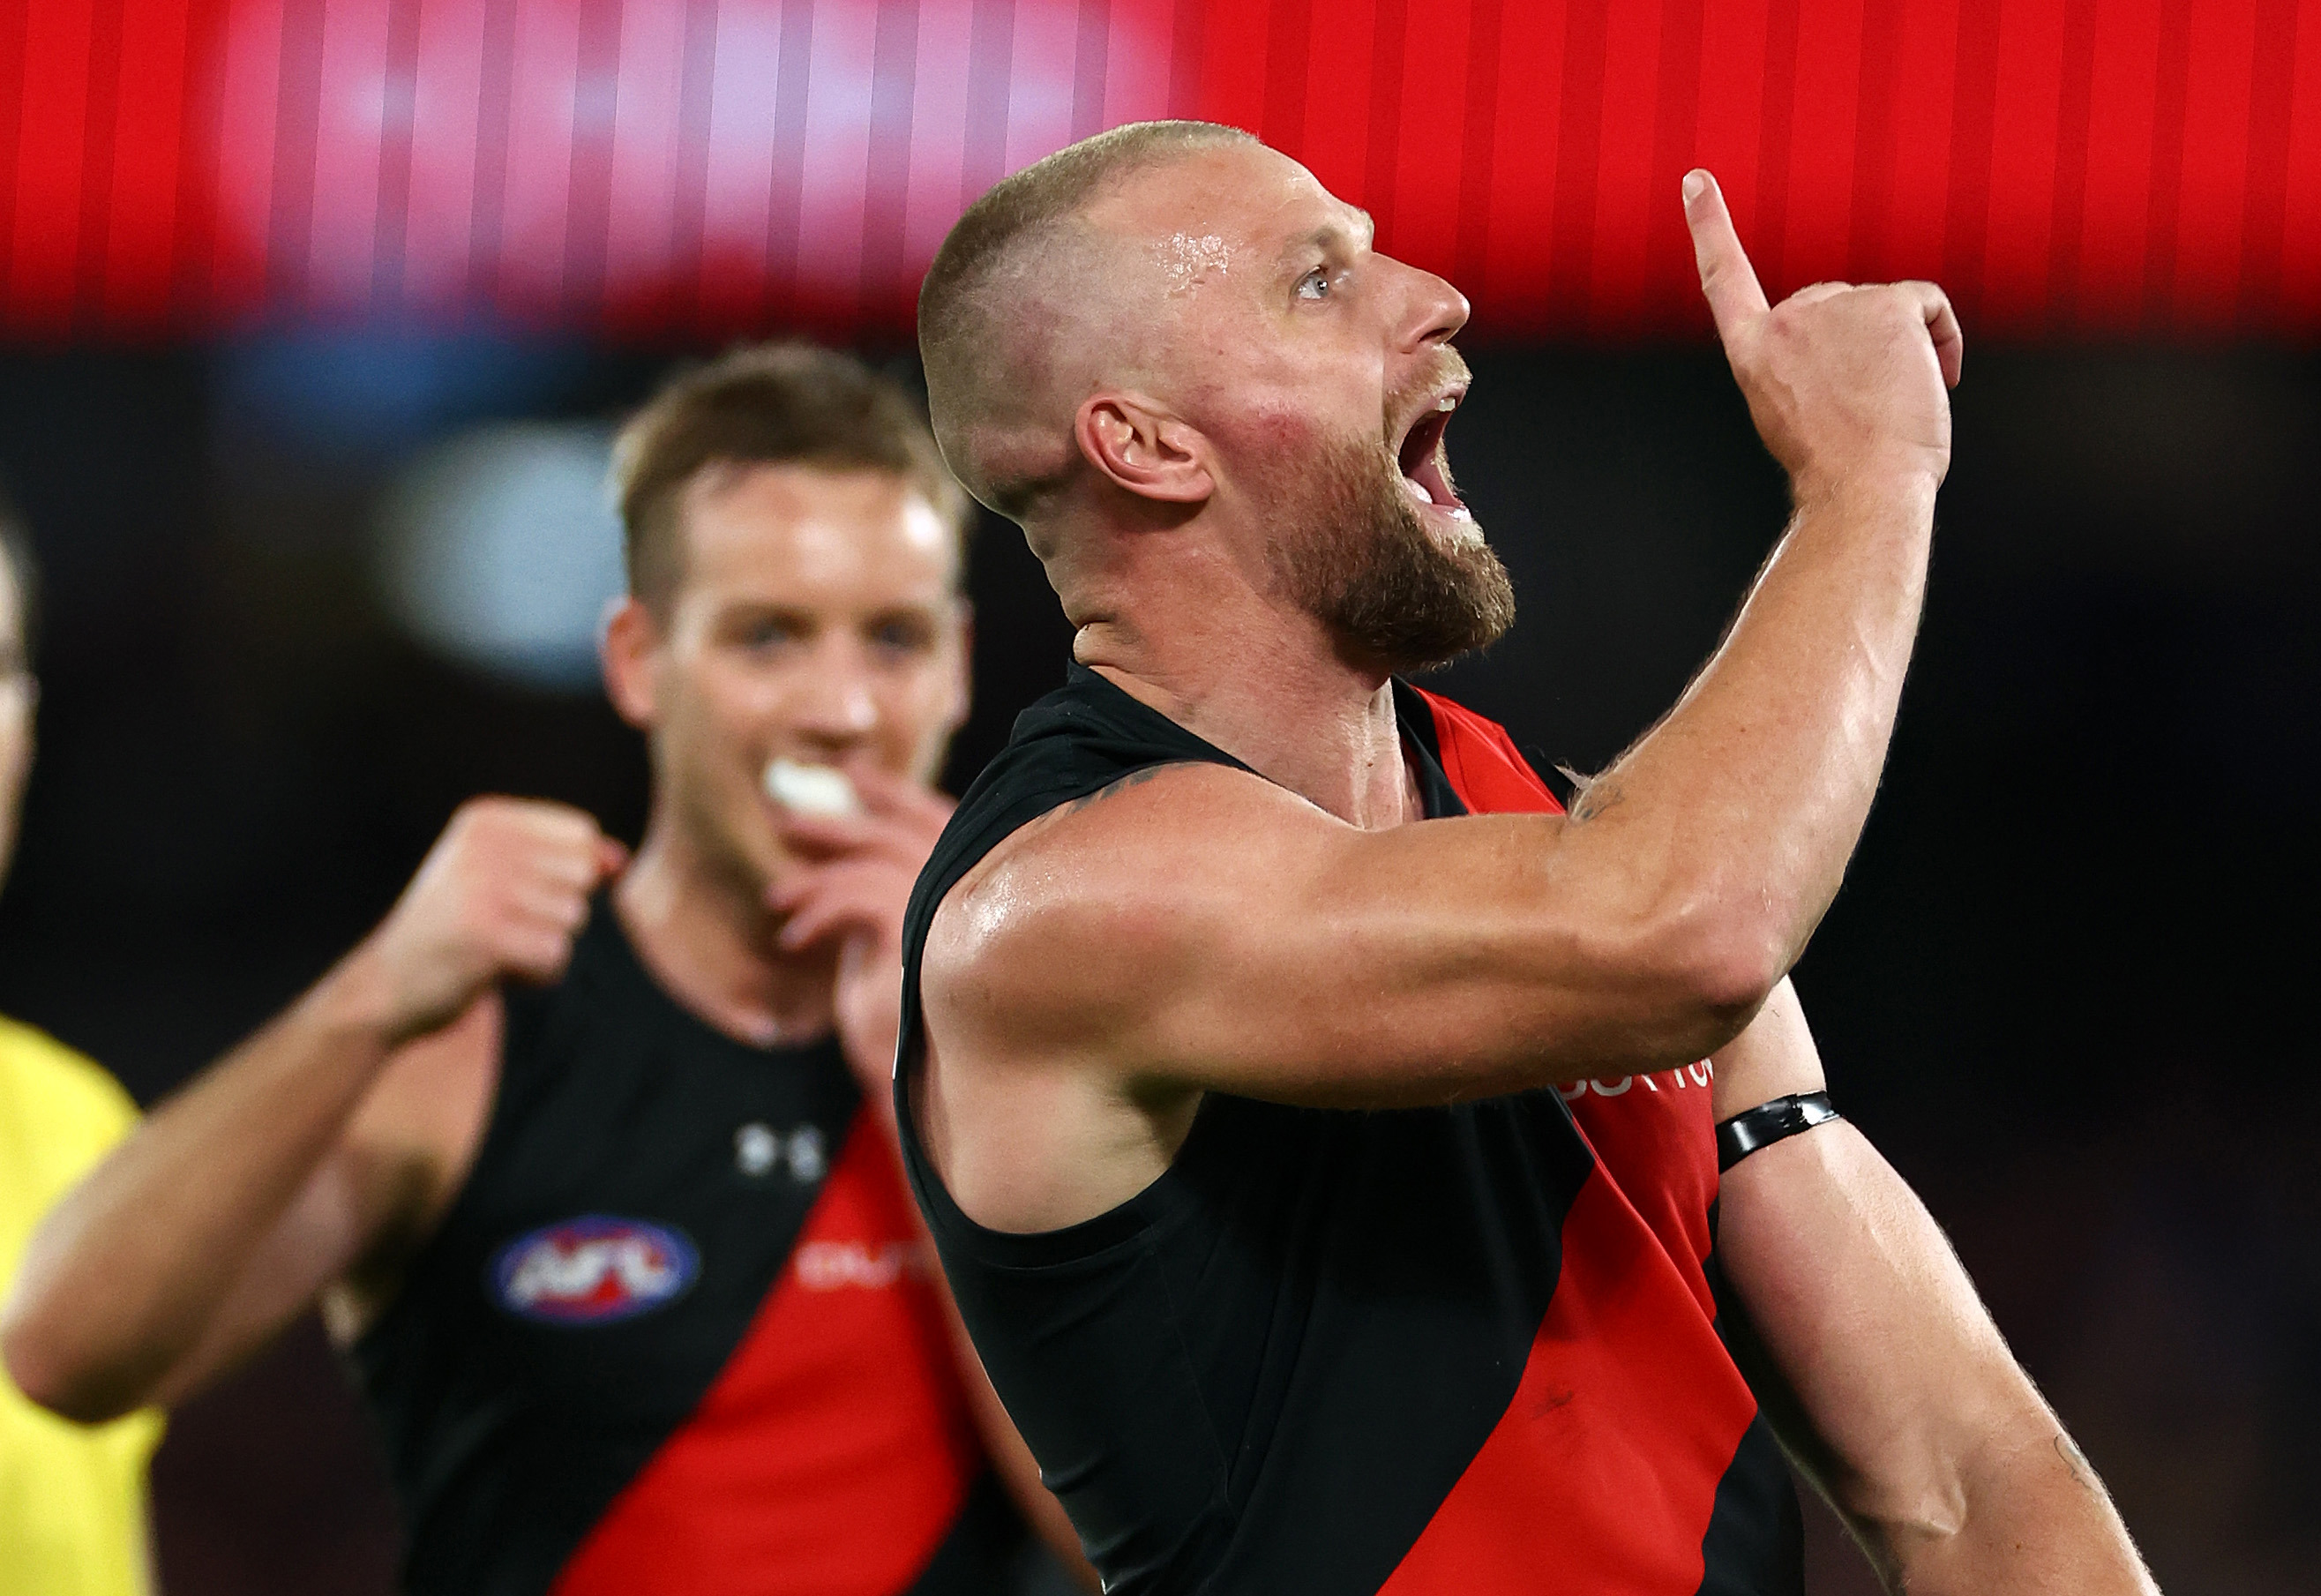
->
[1377,688,1751,1594]
[552,1119,981,1596]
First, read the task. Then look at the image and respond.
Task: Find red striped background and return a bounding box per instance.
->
[1,0,2317,342]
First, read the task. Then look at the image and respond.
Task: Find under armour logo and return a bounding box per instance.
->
[735,1122,827,1183]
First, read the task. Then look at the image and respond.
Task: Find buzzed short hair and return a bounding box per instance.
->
[917,119,1255,515]
[610,341,971,614]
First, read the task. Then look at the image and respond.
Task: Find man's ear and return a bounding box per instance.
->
[600,596,661,730]
[1074,393,1214,506]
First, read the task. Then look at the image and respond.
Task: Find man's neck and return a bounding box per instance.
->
[1074,572,1419,830]
[613,825,837,1049]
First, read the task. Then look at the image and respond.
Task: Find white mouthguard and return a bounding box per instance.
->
[763,759,861,819]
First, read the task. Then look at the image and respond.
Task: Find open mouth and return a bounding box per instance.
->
[1394,392,1468,517]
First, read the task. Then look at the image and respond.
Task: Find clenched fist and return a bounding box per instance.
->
[363,798,628,1043]
[1685,169,1963,501]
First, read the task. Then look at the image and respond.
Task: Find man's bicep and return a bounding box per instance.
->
[935,768,1701,1106]
[1146,808,1744,1103]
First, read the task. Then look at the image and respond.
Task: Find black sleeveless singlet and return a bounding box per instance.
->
[894,665,1801,1596]
[350,904,1021,1596]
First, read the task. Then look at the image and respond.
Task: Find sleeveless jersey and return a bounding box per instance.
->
[350,904,1022,1596]
[894,666,1801,1596]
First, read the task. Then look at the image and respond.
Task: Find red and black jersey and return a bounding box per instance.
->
[894,666,1801,1596]
[349,905,1023,1596]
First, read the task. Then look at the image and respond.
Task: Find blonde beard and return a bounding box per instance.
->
[1263,429,1516,675]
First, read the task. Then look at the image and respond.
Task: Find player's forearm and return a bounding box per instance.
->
[0,941,403,1420]
[1715,1081,2153,1595]
[1554,468,1934,1020]
[1861,1414,2158,1596]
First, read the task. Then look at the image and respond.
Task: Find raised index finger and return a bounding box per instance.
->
[1683,169,1770,336]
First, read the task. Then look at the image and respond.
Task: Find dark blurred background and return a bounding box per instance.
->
[2,1,2317,1592]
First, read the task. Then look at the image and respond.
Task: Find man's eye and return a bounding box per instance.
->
[742,619,804,648]
[871,620,935,656]
[1298,268,1331,301]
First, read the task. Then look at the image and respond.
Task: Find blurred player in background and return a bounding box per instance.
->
[0,514,164,1596]
[3,346,1088,1596]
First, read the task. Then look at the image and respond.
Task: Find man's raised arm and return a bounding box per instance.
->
[931,172,1963,1107]
[1,799,619,1421]
[1542,169,1960,1009]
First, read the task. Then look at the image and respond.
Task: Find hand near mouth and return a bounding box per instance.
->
[764,766,955,1102]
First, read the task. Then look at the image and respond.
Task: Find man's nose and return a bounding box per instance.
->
[1392,259,1470,351]
[789,647,880,746]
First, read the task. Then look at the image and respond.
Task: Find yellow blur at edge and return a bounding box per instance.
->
[0,1015,162,1596]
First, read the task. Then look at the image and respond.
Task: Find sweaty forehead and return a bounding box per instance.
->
[1091,142,1355,276]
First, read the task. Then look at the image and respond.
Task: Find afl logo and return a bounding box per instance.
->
[489,1217,700,1326]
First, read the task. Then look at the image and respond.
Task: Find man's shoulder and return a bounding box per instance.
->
[919,759,1306,1030]
[945,671,1231,828]
[932,761,1262,949]
[909,667,1251,970]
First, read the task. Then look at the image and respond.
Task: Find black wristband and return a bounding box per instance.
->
[1716,1090,1840,1172]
